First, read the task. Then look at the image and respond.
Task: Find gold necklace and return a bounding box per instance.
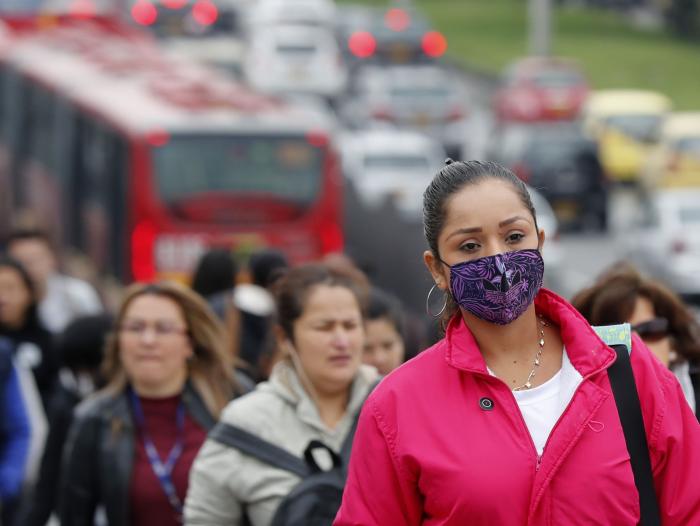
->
[513,316,547,391]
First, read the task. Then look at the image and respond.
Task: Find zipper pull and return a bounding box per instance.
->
[536,455,542,472]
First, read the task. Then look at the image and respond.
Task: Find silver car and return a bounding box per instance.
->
[339,64,470,159]
[624,189,700,301]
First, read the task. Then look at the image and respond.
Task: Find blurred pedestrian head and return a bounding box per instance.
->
[191,248,238,298]
[363,287,406,375]
[273,263,366,397]
[249,249,289,289]
[103,281,236,416]
[422,160,540,329]
[571,262,700,367]
[4,228,57,292]
[322,252,371,296]
[0,256,39,330]
[58,314,113,373]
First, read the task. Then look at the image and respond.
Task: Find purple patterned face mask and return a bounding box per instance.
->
[445,249,544,325]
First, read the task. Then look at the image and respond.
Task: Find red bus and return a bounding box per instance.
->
[0,19,343,282]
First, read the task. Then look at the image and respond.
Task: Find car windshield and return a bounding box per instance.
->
[605,114,662,143]
[675,137,700,158]
[496,127,585,165]
[679,206,700,225]
[153,134,323,219]
[1,0,42,13]
[525,138,587,167]
[276,43,318,57]
[390,86,451,103]
[363,154,430,171]
[532,69,583,88]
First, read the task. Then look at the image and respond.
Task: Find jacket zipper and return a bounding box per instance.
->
[480,354,615,474]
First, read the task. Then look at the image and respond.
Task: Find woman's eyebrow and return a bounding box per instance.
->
[499,215,530,227]
[446,226,482,240]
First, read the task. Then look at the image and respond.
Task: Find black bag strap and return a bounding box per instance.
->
[304,440,342,473]
[209,422,310,478]
[607,343,662,526]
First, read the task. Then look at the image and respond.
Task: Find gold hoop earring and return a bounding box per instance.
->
[426,284,448,318]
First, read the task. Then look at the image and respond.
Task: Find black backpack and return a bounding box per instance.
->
[208,381,379,526]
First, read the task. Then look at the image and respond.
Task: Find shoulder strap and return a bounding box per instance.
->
[209,422,310,478]
[595,324,661,526]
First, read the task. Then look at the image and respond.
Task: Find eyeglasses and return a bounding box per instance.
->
[119,320,189,338]
[631,317,669,343]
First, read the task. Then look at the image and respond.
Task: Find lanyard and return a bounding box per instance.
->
[129,389,186,518]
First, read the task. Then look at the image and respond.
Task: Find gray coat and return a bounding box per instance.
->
[184,362,380,526]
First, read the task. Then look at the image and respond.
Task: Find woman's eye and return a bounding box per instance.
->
[460,242,479,252]
[507,233,525,243]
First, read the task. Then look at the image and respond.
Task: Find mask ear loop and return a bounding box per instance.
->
[426,284,448,318]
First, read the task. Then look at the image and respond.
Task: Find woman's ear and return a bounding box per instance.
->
[537,228,546,253]
[274,325,294,356]
[423,250,448,291]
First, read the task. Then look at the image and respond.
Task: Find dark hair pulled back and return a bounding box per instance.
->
[422,160,538,328]
[273,263,367,342]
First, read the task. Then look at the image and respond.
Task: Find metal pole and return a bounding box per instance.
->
[529,0,552,56]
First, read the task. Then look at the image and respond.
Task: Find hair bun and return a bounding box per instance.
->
[444,158,455,165]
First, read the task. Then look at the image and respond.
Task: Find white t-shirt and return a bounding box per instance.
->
[491,349,583,456]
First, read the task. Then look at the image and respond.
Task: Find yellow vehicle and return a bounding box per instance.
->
[641,112,700,191]
[583,90,672,183]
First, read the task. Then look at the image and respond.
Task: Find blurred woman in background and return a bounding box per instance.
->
[60,282,239,526]
[363,287,406,375]
[0,257,56,408]
[185,263,380,525]
[572,262,700,418]
[0,336,31,526]
[21,314,112,526]
[0,257,55,507]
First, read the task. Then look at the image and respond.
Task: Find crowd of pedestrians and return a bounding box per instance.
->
[0,161,699,525]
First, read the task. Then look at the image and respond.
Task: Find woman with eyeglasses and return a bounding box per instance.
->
[572,262,700,418]
[59,282,241,526]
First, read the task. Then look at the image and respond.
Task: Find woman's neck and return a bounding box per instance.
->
[314,387,351,430]
[465,304,542,364]
[131,373,187,399]
[465,304,564,390]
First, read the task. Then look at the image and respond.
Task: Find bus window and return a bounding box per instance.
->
[152,134,324,224]
[22,83,63,241]
[72,118,128,278]
[2,70,26,210]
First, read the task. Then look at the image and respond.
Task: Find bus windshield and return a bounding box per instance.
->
[153,134,324,223]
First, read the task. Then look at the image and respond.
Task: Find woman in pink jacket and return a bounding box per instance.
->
[334,160,700,525]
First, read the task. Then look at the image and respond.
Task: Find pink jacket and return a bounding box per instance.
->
[335,289,700,525]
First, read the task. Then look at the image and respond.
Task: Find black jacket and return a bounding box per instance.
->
[20,380,81,526]
[58,383,216,526]
[0,322,57,410]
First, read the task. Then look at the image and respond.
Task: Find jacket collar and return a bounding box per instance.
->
[103,381,216,430]
[264,360,380,433]
[444,288,616,378]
